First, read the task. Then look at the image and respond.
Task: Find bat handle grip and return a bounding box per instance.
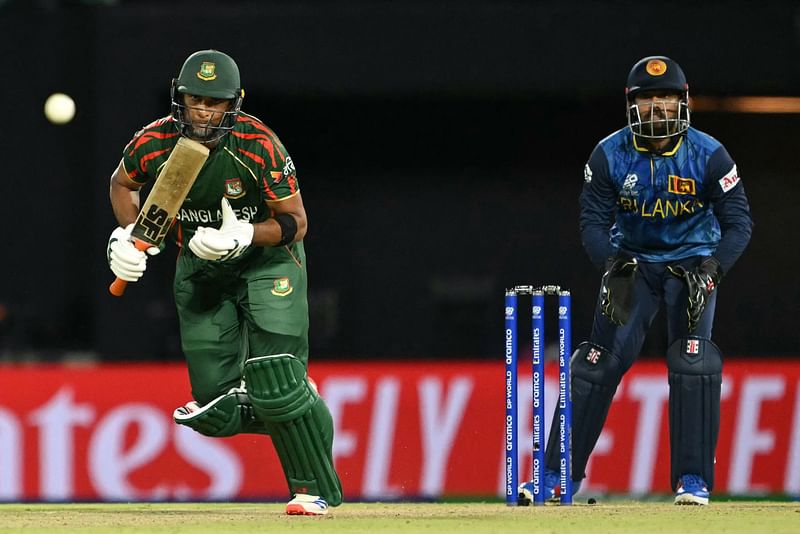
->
[108,239,152,297]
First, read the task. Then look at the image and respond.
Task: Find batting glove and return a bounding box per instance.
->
[107,224,160,282]
[188,198,254,261]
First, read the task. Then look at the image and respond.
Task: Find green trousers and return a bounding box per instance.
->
[173,243,309,404]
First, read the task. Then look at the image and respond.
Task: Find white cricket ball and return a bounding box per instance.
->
[44,92,76,125]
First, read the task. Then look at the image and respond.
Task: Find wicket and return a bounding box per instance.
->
[505,285,573,506]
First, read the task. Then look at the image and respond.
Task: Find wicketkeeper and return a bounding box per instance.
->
[520,55,752,505]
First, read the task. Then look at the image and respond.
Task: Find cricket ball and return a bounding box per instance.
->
[44,93,76,125]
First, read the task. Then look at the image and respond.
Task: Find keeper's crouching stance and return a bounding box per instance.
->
[517,55,752,505]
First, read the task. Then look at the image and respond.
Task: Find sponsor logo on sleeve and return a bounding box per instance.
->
[584,164,593,183]
[283,156,296,178]
[718,165,740,193]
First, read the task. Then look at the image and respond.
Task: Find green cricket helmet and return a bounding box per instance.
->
[625,56,690,139]
[170,49,244,142]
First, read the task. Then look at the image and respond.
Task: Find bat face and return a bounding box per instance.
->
[132,203,173,246]
[130,137,209,246]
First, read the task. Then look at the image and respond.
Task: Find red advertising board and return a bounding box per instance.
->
[0,359,798,501]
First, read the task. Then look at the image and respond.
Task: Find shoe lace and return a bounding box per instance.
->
[680,474,706,488]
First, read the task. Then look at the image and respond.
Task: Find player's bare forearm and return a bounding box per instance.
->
[109,160,141,227]
[253,192,308,246]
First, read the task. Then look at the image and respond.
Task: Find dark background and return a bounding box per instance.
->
[1,0,798,362]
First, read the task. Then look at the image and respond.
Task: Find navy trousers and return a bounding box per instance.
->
[591,256,718,372]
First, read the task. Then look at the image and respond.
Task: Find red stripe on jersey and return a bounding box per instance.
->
[129,130,180,155]
[140,148,171,173]
[232,131,277,167]
[126,167,140,181]
[237,148,266,168]
[261,177,279,200]
[238,115,274,135]
[288,175,297,193]
[237,116,287,165]
[142,117,172,130]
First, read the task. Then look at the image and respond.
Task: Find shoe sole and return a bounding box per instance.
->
[674,493,709,506]
[286,503,328,516]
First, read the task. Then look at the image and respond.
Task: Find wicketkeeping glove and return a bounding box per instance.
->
[668,256,723,333]
[600,253,638,326]
[188,198,254,261]
[107,223,160,282]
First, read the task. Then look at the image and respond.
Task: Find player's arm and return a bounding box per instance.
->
[109,159,143,227]
[106,158,159,285]
[579,146,617,271]
[253,192,308,247]
[705,147,753,273]
[666,147,753,331]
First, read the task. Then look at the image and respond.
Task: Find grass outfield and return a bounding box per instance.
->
[0,502,798,533]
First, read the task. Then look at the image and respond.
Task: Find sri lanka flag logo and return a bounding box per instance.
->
[668,175,696,195]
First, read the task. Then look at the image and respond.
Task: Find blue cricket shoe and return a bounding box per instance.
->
[674,474,710,505]
[518,468,581,503]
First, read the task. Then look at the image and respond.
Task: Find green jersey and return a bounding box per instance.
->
[121,112,299,248]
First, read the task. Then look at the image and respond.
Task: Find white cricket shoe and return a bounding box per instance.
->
[286,493,330,516]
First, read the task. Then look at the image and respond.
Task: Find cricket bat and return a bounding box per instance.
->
[109,137,210,297]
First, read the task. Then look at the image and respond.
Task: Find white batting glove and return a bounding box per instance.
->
[107,224,160,282]
[188,198,254,261]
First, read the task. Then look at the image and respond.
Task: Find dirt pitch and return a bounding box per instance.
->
[0,501,798,533]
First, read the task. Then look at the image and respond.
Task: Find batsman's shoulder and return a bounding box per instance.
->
[132,115,178,138]
[236,111,281,138]
[124,115,180,154]
[233,112,291,165]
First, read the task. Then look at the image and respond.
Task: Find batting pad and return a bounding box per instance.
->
[244,354,343,506]
[667,337,722,491]
[173,389,268,437]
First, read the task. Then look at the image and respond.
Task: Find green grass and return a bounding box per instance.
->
[0,502,798,533]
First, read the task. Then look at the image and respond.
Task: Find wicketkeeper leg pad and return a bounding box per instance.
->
[667,337,722,491]
[244,353,343,506]
[173,389,268,437]
[546,342,623,479]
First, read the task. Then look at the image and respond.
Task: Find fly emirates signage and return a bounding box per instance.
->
[0,360,798,500]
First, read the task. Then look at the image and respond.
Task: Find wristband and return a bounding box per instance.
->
[274,213,297,247]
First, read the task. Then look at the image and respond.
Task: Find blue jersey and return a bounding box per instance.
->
[579,127,752,272]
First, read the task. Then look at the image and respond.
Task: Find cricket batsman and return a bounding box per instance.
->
[105,49,342,515]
